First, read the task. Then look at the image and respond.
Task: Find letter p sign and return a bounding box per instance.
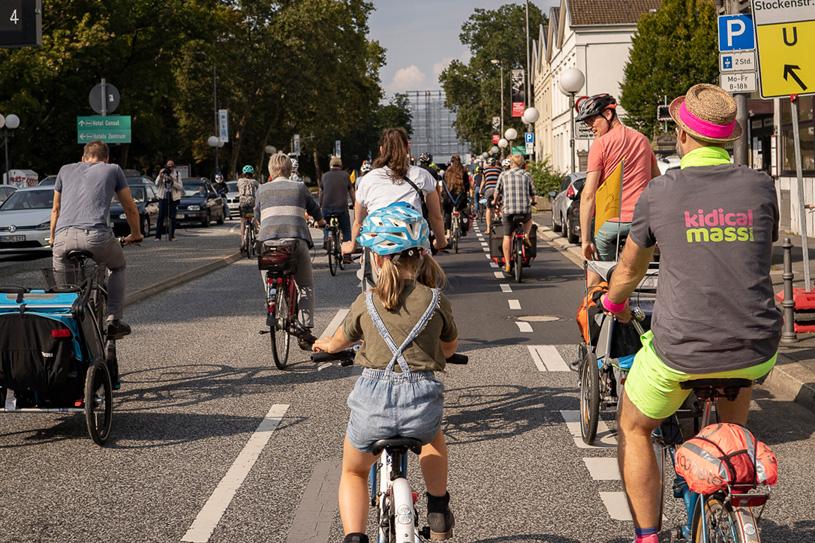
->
[718,15,755,52]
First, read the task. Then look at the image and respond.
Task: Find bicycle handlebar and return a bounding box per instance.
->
[310,351,469,367]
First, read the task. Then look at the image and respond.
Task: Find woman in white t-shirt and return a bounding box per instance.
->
[343,128,447,254]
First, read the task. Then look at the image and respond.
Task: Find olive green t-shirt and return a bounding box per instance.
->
[343,283,457,372]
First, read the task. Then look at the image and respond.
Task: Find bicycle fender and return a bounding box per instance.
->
[391,478,415,543]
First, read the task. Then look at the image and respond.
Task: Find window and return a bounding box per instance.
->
[780,95,815,176]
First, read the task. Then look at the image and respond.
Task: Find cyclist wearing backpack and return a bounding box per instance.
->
[601,85,781,543]
[237,165,259,252]
[442,155,470,236]
[314,204,458,543]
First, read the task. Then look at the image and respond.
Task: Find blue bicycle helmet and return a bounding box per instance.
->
[242,165,255,175]
[359,203,429,256]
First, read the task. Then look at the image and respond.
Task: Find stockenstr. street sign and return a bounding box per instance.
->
[76,116,132,144]
[751,0,815,98]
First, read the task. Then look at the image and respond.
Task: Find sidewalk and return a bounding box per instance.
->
[534,213,815,412]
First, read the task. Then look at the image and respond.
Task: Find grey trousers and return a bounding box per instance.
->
[53,227,126,321]
[259,240,315,329]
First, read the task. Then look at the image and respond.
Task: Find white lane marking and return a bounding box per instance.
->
[583,458,621,481]
[485,253,491,260]
[508,299,521,310]
[319,309,350,339]
[500,283,512,293]
[599,492,633,521]
[489,262,498,268]
[516,321,533,333]
[559,410,617,449]
[493,271,504,279]
[480,241,488,246]
[181,404,291,542]
[527,345,570,372]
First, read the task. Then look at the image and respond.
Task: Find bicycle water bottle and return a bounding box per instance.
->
[672,474,698,539]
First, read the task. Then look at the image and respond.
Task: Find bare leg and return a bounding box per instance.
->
[716,387,753,426]
[501,235,511,270]
[486,208,492,233]
[419,430,448,497]
[339,436,377,535]
[617,391,663,530]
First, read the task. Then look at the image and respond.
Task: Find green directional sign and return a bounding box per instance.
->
[76,115,132,144]
[511,145,527,155]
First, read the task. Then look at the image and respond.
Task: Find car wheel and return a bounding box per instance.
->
[562,214,570,242]
[217,209,225,225]
[141,216,149,237]
[552,208,562,232]
[567,217,580,244]
[202,212,210,228]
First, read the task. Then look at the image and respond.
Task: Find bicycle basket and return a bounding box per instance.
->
[675,423,778,495]
[257,239,299,273]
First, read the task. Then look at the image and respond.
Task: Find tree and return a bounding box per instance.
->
[620,0,719,137]
[440,4,545,150]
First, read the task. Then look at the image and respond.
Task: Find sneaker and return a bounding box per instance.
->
[427,492,454,541]
[106,320,132,340]
[503,264,512,274]
[297,331,318,351]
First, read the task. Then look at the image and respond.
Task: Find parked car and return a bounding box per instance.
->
[550,172,586,244]
[225,181,240,218]
[110,177,160,236]
[177,178,226,227]
[657,155,681,175]
[38,175,57,186]
[0,185,16,205]
[0,188,55,251]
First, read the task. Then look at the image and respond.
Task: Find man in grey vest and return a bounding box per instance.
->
[50,141,143,339]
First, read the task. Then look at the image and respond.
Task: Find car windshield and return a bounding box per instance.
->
[227,181,238,193]
[113,186,146,204]
[0,190,54,211]
[183,182,207,197]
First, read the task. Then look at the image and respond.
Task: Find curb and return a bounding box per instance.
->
[537,222,815,413]
[124,251,242,308]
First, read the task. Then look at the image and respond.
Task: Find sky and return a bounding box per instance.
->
[368,0,561,95]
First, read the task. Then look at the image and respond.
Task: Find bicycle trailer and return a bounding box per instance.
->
[489,222,538,267]
[0,287,113,445]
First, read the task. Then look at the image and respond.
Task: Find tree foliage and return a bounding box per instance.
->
[440,4,545,151]
[0,0,390,180]
[620,0,718,136]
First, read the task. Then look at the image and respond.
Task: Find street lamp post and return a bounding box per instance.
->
[491,59,505,138]
[558,67,585,174]
[505,128,518,156]
[0,114,20,185]
[208,135,224,177]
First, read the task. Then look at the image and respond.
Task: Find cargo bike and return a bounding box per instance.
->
[0,248,123,446]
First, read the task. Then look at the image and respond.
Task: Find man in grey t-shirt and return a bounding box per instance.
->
[600,84,781,543]
[50,141,143,342]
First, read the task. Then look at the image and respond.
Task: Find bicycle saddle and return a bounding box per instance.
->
[66,250,94,261]
[680,378,752,401]
[370,437,424,455]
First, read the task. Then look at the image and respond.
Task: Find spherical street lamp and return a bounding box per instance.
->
[490,146,499,155]
[5,114,20,130]
[522,107,540,125]
[504,128,518,141]
[265,145,277,155]
[498,138,509,149]
[1,113,20,185]
[558,67,585,96]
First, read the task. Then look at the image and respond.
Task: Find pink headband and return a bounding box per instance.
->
[679,101,736,139]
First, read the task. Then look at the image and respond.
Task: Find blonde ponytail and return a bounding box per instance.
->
[373,250,447,311]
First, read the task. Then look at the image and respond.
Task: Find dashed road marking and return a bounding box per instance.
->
[516,321,533,333]
[508,299,521,310]
[493,271,504,279]
[485,253,492,260]
[500,283,512,293]
[489,262,499,268]
[285,459,342,542]
[528,345,570,372]
[599,492,633,522]
[583,458,621,481]
[319,309,350,339]
[181,404,291,542]
[559,410,617,449]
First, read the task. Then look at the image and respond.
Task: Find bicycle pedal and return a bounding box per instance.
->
[419,527,430,539]
[258,330,270,335]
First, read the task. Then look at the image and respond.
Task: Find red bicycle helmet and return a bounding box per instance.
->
[575,93,617,122]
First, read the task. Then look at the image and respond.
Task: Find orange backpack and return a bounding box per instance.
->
[675,423,778,495]
[576,282,607,344]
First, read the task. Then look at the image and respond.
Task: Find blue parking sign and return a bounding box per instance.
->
[717,15,754,52]
[525,132,534,144]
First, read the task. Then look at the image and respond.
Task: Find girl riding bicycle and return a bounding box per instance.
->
[314,203,459,543]
[441,154,470,237]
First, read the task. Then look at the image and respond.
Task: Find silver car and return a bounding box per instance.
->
[0,187,55,251]
[549,172,586,244]
[225,180,240,218]
[0,185,16,205]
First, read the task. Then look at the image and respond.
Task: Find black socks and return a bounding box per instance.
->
[342,533,368,543]
[426,491,450,513]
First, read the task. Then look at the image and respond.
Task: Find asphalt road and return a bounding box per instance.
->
[1,220,814,543]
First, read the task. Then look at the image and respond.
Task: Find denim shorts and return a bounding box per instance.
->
[346,368,444,453]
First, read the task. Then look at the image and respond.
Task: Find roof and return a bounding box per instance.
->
[567,0,661,26]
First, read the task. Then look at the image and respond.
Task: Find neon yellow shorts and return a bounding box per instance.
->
[625,330,777,420]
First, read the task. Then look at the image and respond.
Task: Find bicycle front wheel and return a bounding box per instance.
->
[84,360,113,446]
[692,493,756,543]
[579,349,600,444]
[270,287,291,370]
[514,240,523,283]
[327,233,337,276]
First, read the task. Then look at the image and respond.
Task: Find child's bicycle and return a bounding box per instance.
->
[325,214,345,276]
[242,209,257,258]
[312,350,469,543]
[0,239,133,446]
[450,210,462,254]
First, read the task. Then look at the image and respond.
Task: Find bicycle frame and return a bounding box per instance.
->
[370,448,417,543]
[265,273,298,324]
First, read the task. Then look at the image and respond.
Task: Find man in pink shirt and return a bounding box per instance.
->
[577,94,661,265]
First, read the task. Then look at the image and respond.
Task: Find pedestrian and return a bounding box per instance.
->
[602,82,781,543]
[576,94,660,279]
[50,141,143,346]
[155,160,183,241]
[320,155,355,260]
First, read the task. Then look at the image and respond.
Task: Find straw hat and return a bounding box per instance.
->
[669,83,742,143]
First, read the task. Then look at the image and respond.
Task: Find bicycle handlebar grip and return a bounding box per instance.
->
[446,353,468,365]
[311,350,356,363]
